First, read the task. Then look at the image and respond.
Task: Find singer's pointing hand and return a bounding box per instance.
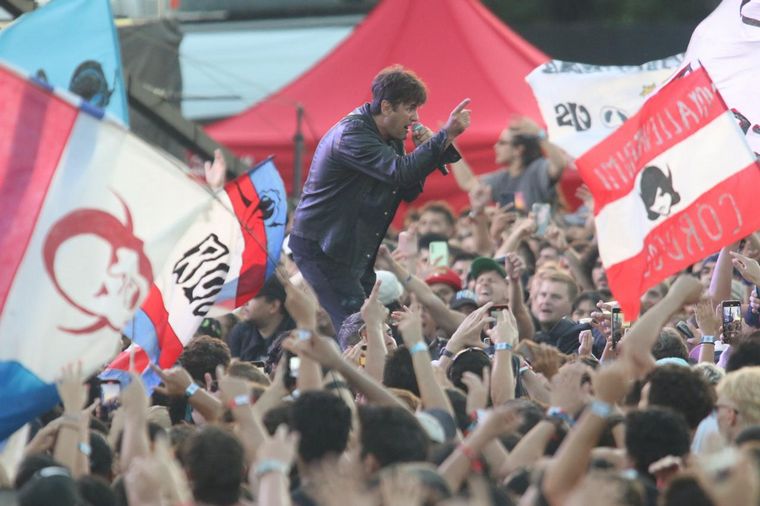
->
[444,98,471,139]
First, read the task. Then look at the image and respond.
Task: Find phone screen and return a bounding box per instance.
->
[289,356,301,378]
[532,203,551,237]
[611,308,624,348]
[429,241,449,267]
[101,382,120,404]
[722,300,742,343]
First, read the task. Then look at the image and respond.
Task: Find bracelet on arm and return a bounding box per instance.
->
[589,400,615,419]
[457,443,483,473]
[546,407,574,427]
[494,342,513,352]
[185,383,200,398]
[701,335,715,345]
[440,348,454,359]
[409,342,428,355]
[227,394,251,409]
[254,459,291,478]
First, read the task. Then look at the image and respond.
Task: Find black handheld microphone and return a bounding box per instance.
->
[413,123,449,175]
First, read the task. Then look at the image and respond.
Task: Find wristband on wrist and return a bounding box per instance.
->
[519,364,533,375]
[185,382,200,398]
[409,342,428,355]
[546,407,574,426]
[227,394,250,409]
[457,443,483,473]
[440,348,454,359]
[589,400,615,419]
[295,328,312,341]
[78,442,92,456]
[701,335,715,345]
[494,342,513,352]
[254,459,290,478]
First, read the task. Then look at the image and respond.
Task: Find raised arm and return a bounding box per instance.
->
[396,303,455,415]
[54,363,89,478]
[378,245,464,335]
[542,361,630,505]
[504,253,535,341]
[621,275,703,378]
[489,309,519,406]
[709,245,740,305]
[362,280,391,383]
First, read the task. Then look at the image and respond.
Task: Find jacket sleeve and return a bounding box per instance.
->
[335,122,453,188]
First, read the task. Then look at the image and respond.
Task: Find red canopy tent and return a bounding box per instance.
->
[207,0,578,227]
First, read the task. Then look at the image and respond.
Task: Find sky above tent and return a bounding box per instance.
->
[180,17,357,120]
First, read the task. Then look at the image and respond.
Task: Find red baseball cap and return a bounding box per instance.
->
[425,267,462,291]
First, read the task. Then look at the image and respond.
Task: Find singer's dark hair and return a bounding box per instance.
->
[370,65,427,115]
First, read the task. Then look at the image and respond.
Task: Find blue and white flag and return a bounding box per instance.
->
[0,0,129,124]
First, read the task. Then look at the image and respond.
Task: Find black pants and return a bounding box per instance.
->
[289,235,375,342]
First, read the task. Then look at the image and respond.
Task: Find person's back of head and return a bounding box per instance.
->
[17,465,81,506]
[77,475,117,506]
[726,334,760,372]
[291,391,351,464]
[660,473,714,506]
[14,454,59,489]
[651,328,688,362]
[337,312,364,350]
[645,365,714,431]
[625,407,691,478]
[179,335,231,384]
[448,348,490,393]
[181,426,244,505]
[358,405,429,473]
[717,366,760,440]
[226,359,270,385]
[383,347,419,396]
[88,431,113,482]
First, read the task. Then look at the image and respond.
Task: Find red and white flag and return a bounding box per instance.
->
[0,62,211,439]
[576,67,760,318]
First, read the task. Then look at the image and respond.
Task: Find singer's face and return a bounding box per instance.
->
[383,101,420,141]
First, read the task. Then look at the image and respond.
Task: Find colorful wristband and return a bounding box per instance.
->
[185,382,200,398]
[494,342,513,352]
[589,400,614,419]
[78,442,92,456]
[295,328,312,341]
[228,394,250,409]
[701,335,715,345]
[254,459,290,478]
[546,407,574,426]
[409,342,428,354]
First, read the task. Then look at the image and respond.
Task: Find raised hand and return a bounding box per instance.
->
[443,98,471,139]
[255,424,299,470]
[204,149,226,191]
[150,364,193,397]
[668,275,704,306]
[462,367,490,412]
[282,332,343,370]
[487,309,518,348]
[395,302,424,346]
[468,183,492,215]
[545,224,568,251]
[730,251,760,285]
[57,362,87,416]
[448,302,493,352]
[215,365,250,405]
[276,269,318,329]
[592,361,631,405]
[503,253,525,282]
[578,330,593,356]
[361,279,389,328]
[694,300,721,338]
[549,362,592,416]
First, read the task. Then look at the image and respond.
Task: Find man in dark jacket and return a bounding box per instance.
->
[290,65,471,334]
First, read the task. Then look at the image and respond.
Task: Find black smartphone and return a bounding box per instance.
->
[488,304,510,331]
[611,308,624,349]
[722,300,742,344]
[675,321,695,340]
[283,352,300,390]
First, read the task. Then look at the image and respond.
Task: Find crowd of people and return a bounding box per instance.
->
[7,65,760,506]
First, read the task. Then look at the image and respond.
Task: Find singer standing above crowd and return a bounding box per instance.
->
[290,64,472,333]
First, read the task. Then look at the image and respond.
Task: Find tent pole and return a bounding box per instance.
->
[293,104,305,199]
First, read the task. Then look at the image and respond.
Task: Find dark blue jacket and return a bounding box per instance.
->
[291,103,461,272]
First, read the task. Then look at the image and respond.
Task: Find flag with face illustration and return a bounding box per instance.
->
[100,158,287,389]
[575,67,760,318]
[0,62,209,440]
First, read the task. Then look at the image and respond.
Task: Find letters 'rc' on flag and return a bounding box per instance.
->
[576,67,760,319]
[0,62,211,441]
[100,158,287,390]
